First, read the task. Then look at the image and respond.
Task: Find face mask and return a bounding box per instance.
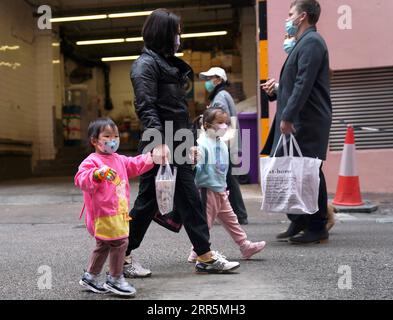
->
[214,123,228,137]
[285,15,302,36]
[205,80,215,93]
[98,139,119,154]
[174,34,180,53]
[283,38,296,54]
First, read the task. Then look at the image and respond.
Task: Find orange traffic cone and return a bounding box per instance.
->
[332,125,364,206]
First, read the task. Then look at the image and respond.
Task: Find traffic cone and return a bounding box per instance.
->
[332,125,364,206]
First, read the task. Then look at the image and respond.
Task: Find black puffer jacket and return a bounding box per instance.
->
[130,47,194,150]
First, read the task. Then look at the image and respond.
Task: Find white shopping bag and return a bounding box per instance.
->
[155,165,177,215]
[260,134,322,214]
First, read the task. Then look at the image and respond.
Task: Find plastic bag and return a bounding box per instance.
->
[260,134,322,214]
[155,165,177,215]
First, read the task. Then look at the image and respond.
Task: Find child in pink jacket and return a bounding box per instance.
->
[75,118,165,297]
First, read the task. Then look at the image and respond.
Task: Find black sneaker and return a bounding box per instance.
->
[195,251,240,274]
[79,272,108,294]
[289,230,329,244]
[276,222,306,240]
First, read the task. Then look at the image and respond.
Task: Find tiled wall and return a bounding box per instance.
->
[0,0,37,144]
[0,0,58,164]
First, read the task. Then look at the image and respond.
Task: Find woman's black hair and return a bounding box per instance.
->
[142,8,180,57]
[87,117,117,146]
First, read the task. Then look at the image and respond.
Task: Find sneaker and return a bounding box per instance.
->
[240,240,266,259]
[123,255,152,278]
[79,271,108,294]
[195,251,240,274]
[187,249,198,263]
[103,275,136,297]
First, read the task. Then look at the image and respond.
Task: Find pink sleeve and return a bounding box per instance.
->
[74,157,100,193]
[122,153,155,178]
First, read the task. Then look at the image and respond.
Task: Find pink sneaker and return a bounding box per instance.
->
[187,250,198,263]
[240,240,266,259]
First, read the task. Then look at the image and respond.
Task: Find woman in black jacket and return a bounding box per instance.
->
[124,9,239,277]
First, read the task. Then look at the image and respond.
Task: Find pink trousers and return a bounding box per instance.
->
[204,189,247,246]
[87,238,128,277]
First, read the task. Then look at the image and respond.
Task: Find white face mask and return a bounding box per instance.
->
[214,123,228,137]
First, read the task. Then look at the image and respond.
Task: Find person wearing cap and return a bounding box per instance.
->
[199,67,249,225]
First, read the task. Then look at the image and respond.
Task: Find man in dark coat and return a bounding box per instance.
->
[261,0,332,244]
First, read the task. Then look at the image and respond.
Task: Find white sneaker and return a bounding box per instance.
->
[104,275,136,297]
[123,255,152,278]
[195,251,240,274]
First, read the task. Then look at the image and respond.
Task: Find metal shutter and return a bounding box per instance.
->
[329,66,393,151]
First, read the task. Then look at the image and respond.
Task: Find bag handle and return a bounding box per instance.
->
[272,134,288,157]
[289,134,303,157]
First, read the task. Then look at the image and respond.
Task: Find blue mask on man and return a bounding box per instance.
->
[283,38,297,54]
[285,14,302,37]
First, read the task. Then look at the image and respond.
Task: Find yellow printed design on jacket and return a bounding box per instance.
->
[94,178,131,240]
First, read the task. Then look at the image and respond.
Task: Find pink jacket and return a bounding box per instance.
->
[75,152,154,241]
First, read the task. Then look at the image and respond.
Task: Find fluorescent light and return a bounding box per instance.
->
[102,55,140,62]
[50,14,107,23]
[125,37,144,42]
[102,52,184,62]
[79,31,227,46]
[77,38,125,45]
[108,11,153,18]
[181,31,227,38]
[50,11,152,23]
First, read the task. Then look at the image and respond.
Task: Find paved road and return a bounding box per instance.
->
[0,178,392,300]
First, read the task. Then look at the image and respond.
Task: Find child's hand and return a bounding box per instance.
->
[189,146,201,165]
[94,165,117,182]
[152,144,170,165]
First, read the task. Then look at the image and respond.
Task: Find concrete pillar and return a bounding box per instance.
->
[34,30,56,160]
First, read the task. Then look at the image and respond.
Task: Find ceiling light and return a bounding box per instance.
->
[101,55,140,62]
[181,31,227,38]
[102,52,183,62]
[108,11,153,18]
[52,60,60,64]
[76,38,125,46]
[78,31,228,46]
[125,37,144,42]
[50,14,107,23]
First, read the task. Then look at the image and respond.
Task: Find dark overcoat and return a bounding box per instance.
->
[261,26,332,160]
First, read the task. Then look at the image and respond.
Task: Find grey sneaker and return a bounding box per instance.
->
[123,255,152,278]
[103,275,136,297]
[195,251,240,274]
[79,271,108,294]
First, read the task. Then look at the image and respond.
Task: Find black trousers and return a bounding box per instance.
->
[126,164,211,256]
[226,163,248,221]
[287,166,328,232]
